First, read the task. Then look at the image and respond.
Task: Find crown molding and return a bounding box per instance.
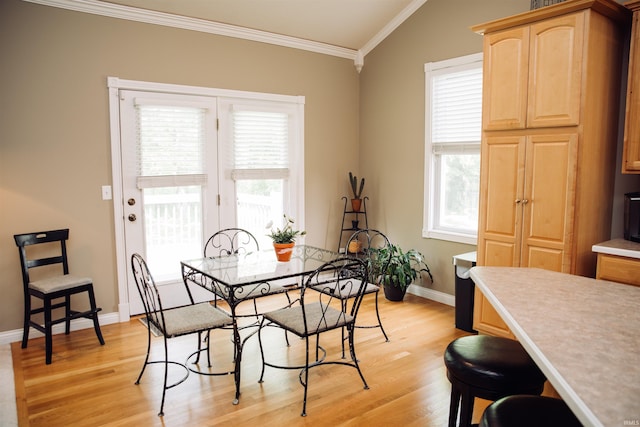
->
[22,0,360,61]
[361,0,428,57]
[22,0,428,73]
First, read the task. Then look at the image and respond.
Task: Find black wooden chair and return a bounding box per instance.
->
[131,253,235,416]
[14,229,105,364]
[257,257,370,416]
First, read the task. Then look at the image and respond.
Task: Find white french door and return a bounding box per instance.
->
[119,90,219,314]
[108,78,305,319]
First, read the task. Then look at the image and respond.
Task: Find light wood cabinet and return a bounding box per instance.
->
[596,253,640,286]
[623,0,640,173]
[593,238,640,286]
[472,0,629,337]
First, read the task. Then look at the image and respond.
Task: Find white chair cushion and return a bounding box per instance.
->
[264,302,354,336]
[29,275,92,293]
[162,303,232,337]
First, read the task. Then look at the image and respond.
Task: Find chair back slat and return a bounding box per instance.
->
[14,229,71,289]
[204,228,260,258]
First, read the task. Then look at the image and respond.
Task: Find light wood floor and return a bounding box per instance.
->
[11,293,489,426]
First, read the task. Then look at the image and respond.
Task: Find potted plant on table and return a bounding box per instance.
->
[372,244,433,301]
[266,214,306,262]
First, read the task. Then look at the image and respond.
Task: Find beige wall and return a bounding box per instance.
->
[360,0,532,296]
[0,0,359,332]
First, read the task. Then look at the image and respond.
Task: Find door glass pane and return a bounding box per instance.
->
[236,179,283,249]
[144,186,203,281]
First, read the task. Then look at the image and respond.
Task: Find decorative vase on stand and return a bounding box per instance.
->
[351,198,362,212]
[273,242,295,262]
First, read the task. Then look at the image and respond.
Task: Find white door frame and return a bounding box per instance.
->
[107,77,305,322]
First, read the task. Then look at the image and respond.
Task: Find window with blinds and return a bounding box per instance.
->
[217,99,303,249]
[424,53,482,244]
[135,101,208,189]
[231,109,289,180]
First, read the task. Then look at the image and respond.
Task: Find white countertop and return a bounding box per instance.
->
[592,238,640,259]
[469,266,640,427]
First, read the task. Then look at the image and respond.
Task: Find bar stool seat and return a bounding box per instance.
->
[479,395,582,427]
[444,335,546,427]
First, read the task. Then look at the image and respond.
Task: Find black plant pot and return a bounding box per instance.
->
[383,284,407,301]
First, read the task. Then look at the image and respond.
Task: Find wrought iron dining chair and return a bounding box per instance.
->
[313,229,391,356]
[203,227,260,257]
[131,253,234,416]
[14,229,105,364]
[257,256,370,416]
[203,227,295,321]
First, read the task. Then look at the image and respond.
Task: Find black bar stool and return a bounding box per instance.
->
[479,395,582,427]
[444,335,547,427]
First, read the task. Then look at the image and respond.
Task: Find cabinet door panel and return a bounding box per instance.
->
[477,135,526,265]
[623,8,640,173]
[473,288,513,338]
[526,246,564,272]
[527,13,584,128]
[521,133,577,271]
[483,27,529,130]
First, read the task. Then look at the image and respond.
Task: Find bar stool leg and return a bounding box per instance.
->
[449,385,461,427]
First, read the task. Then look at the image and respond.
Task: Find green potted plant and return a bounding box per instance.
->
[371,244,433,301]
[266,214,306,261]
[349,172,365,212]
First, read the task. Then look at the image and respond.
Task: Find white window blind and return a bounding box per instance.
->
[135,102,206,181]
[431,66,482,145]
[231,110,289,180]
[424,53,482,245]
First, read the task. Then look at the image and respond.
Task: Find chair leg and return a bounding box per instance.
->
[448,384,461,427]
[340,299,347,359]
[87,287,105,345]
[301,334,310,417]
[135,317,152,386]
[257,318,267,383]
[347,325,369,389]
[373,290,389,342]
[44,297,53,365]
[22,296,31,349]
[65,294,72,335]
[158,336,169,417]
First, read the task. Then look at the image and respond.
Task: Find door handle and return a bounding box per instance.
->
[128,214,137,222]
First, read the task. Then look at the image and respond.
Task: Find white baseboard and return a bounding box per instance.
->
[0,289,455,345]
[0,312,121,346]
[407,285,455,307]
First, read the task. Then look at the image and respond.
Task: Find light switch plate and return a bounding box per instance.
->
[101,185,112,200]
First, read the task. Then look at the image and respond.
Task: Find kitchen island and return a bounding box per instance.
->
[469,266,640,427]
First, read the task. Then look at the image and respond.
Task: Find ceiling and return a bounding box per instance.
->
[99,0,425,51]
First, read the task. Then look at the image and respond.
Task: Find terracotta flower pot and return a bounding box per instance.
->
[351,198,362,212]
[273,242,295,262]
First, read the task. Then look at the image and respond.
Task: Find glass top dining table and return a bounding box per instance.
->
[179,244,341,404]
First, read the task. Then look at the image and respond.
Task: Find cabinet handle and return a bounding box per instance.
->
[522,199,529,205]
[515,199,521,204]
